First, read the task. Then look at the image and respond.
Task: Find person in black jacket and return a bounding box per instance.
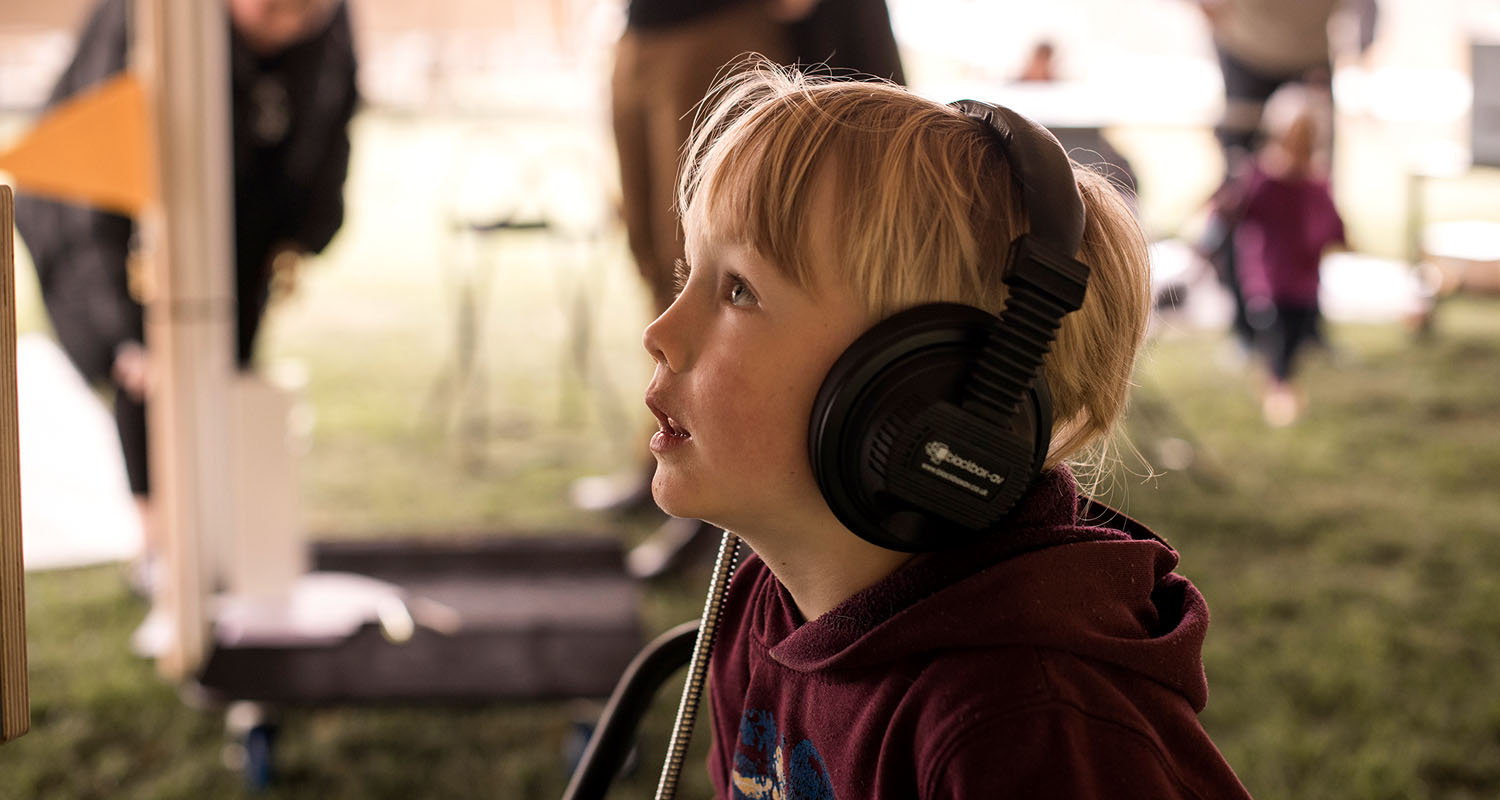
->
[583,0,905,576]
[14,0,357,615]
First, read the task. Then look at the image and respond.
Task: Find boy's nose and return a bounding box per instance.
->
[642,298,691,373]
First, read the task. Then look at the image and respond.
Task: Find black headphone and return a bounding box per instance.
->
[807,99,1092,553]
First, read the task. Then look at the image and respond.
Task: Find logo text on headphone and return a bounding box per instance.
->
[921,440,1005,498]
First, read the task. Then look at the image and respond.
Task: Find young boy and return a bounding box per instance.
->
[643,65,1253,798]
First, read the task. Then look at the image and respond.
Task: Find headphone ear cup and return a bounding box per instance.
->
[810,303,1049,552]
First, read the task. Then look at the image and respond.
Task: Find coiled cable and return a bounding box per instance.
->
[653,530,741,800]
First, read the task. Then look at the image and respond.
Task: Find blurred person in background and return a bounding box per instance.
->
[1007,39,1139,206]
[1208,84,1346,427]
[581,0,904,578]
[1193,0,1376,355]
[14,0,358,652]
[1016,39,1058,83]
[784,0,904,84]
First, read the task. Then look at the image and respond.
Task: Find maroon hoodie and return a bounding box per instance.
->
[706,468,1252,799]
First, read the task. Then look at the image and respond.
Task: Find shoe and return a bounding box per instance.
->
[130,605,175,658]
[1262,386,1301,427]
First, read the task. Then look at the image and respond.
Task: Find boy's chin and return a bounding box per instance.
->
[648,481,695,520]
[651,489,726,532]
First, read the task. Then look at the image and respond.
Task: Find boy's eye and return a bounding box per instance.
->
[672,258,690,296]
[727,276,758,307]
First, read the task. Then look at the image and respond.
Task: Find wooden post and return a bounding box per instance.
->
[133,0,237,680]
[0,186,29,743]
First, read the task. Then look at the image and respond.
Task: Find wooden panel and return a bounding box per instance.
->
[135,0,237,680]
[0,185,29,742]
[227,374,307,599]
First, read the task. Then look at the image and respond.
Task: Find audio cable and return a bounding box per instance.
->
[654,529,741,800]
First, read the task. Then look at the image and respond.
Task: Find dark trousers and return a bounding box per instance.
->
[115,390,149,496]
[611,5,789,316]
[1250,301,1320,382]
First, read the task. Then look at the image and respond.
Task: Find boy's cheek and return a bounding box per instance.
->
[720,376,817,441]
[718,394,819,483]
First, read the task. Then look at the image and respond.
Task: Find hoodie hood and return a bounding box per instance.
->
[761,468,1212,711]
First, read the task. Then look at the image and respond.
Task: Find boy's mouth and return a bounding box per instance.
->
[646,397,691,439]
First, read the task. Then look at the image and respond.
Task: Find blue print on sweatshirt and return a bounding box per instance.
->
[731,709,835,800]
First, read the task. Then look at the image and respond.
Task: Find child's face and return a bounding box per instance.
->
[228,0,334,55]
[643,229,870,535]
[1279,116,1316,171]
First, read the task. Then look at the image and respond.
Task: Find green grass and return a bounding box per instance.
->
[1113,302,1500,800]
[10,300,1500,799]
[6,109,1500,798]
[11,301,1500,798]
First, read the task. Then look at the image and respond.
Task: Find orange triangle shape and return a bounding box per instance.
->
[0,73,154,216]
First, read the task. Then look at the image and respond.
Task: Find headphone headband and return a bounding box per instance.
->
[949,99,1086,257]
[949,100,1090,423]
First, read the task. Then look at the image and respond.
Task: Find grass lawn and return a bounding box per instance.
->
[1119,300,1500,800]
[4,109,1500,798]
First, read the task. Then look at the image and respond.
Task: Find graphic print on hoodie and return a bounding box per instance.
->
[731,708,835,800]
[706,467,1254,799]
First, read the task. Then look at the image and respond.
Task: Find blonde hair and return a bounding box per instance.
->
[679,62,1150,471]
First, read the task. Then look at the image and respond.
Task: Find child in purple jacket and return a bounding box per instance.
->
[1222,84,1346,426]
[642,62,1252,799]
